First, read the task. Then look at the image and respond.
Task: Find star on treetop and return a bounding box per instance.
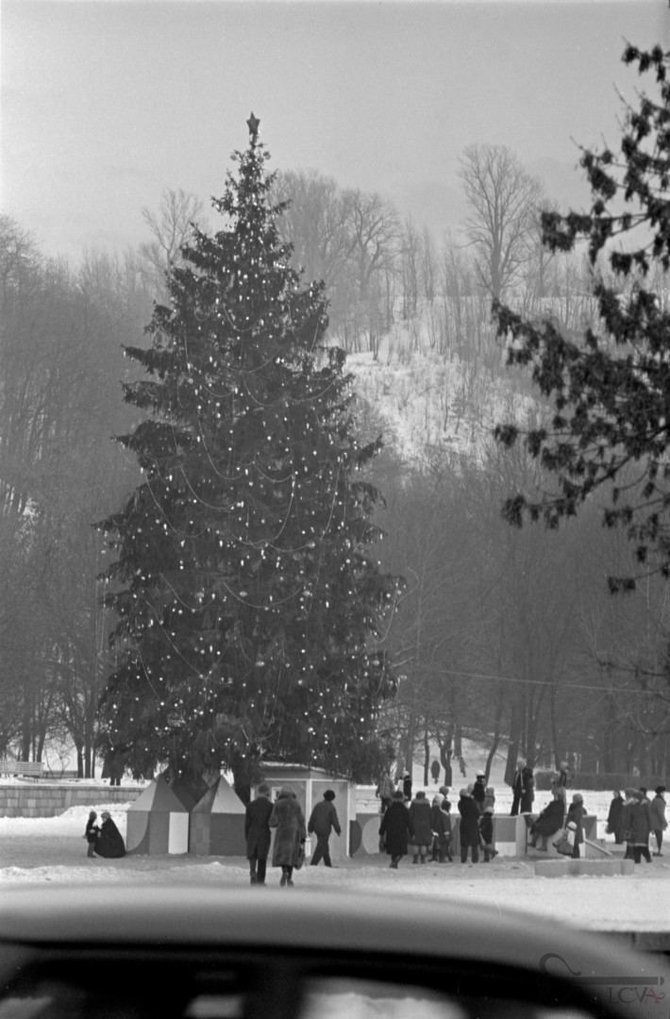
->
[247,113,260,144]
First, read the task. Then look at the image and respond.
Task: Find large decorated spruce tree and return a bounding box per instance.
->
[98,116,402,793]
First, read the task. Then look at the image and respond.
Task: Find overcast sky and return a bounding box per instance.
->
[1,0,668,263]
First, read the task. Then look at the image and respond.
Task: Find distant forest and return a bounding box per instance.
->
[1,141,669,782]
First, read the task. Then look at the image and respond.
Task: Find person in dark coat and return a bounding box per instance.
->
[565,793,585,859]
[269,787,307,887]
[510,761,525,816]
[408,790,432,864]
[556,761,570,790]
[245,782,273,885]
[93,811,126,858]
[379,789,413,868]
[529,791,565,851]
[650,786,667,856]
[478,805,498,861]
[606,790,625,845]
[623,789,652,863]
[520,765,535,813]
[83,810,100,858]
[429,795,451,862]
[401,771,413,801]
[458,788,480,863]
[308,789,341,867]
[472,774,486,812]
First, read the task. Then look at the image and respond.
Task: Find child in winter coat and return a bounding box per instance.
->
[83,810,99,857]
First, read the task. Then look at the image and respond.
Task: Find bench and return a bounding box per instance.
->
[0,760,44,779]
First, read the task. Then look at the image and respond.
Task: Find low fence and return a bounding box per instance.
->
[0,781,147,818]
[535,771,668,791]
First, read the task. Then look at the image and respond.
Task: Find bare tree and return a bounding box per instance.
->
[139,188,204,297]
[272,169,353,331]
[459,144,543,300]
[399,218,420,321]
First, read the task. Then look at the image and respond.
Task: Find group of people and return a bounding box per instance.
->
[527,781,668,863]
[83,809,126,858]
[244,785,342,887]
[528,784,588,858]
[377,775,498,867]
[606,786,667,863]
[84,773,667,874]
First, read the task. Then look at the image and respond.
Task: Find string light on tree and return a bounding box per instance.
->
[97,114,403,793]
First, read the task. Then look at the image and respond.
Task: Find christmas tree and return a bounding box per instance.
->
[98,115,402,793]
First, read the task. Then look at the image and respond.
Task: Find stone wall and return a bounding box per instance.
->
[0,782,147,818]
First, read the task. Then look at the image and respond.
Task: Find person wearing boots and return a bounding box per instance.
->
[308,789,341,867]
[379,789,413,868]
[245,782,273,885]
[408,790,433,864]
[269,788,307,887]
[83,810,100,858]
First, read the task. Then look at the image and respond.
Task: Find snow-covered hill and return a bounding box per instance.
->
[344,315,535,469]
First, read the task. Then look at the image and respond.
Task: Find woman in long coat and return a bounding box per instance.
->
[623,789,652,863]
[379,789,413,868]
[93,811,126,858]
[429,796,451,862]
[458,789,480,863]
[606,790,625,844]
[519,765,535,813]
[408,790,433,864]
[269,788,306,887]
[566,793,585,859]
[650,787,667,856]
[529,791,565,851]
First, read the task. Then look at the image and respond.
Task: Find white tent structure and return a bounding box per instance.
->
[126,774,189,855]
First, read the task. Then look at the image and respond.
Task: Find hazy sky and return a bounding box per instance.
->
[2,0,668,262]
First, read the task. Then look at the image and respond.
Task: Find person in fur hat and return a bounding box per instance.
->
[269,788,307,887]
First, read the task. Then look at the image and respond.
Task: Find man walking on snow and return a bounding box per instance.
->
[308,789,342,867]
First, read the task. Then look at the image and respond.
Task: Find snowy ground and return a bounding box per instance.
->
[1,791,669,934]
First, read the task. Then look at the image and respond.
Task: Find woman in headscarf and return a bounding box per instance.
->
[93,811,126,858]
[379,789,413,868]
